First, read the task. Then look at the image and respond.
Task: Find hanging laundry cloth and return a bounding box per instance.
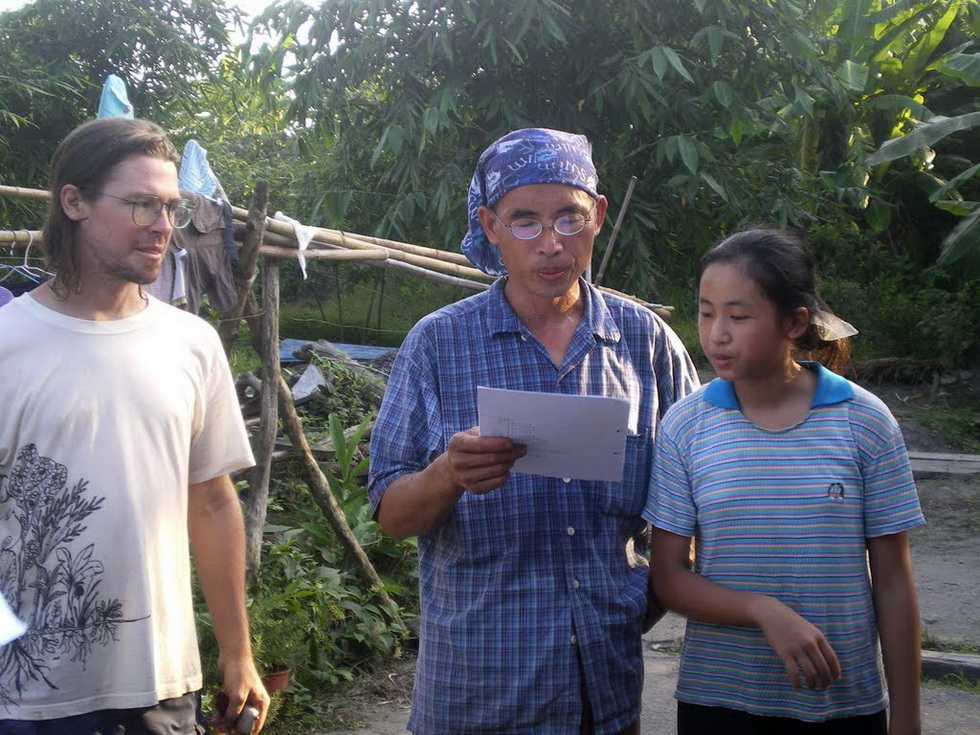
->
[179,140,220,198]
[274,211,317,279]
[144,246,188,308]
[178,140,238,266]
[97,75,134,119]
[171,191,238,315]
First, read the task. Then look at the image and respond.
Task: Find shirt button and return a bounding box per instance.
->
[562,477,571,484]
[570,634,578,645]
[567,527,576,536]
[572,579,580,589]
[520,334,528,341]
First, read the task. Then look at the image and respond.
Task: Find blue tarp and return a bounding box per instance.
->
[279,338,397,364]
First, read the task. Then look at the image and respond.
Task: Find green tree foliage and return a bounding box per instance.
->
[250,0,977,297]
[800,0,980,266]
[0,0,238,199]
[251,0,855,296]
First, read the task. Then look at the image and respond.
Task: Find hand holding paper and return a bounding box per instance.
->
[446,427,526,495]
[477,387,630,482]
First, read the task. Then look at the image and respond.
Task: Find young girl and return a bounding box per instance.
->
[644,228,923,734]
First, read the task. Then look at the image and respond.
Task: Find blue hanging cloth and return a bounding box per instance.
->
[97,75,134,119]
[179,140,220,197]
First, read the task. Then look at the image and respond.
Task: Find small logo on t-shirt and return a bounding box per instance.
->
[828,482,845,501]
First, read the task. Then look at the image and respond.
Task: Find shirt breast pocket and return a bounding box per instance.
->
[602,432,652,518]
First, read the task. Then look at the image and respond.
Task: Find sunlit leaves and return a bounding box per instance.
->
[867,112,980,165]
[836,60,869,92]
[937,52,980,86]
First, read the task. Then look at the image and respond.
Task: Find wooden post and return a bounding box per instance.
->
[221,180,403,626]
[245,255,280,576]
[594,175,637,288]
[219,180,269,356]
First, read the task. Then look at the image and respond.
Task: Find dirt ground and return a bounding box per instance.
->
[312,373,980,734]
[877,378,980,645]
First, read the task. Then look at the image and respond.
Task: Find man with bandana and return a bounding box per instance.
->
[369,128,699,734]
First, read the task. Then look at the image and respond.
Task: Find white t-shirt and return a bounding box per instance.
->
[0,294,255,719]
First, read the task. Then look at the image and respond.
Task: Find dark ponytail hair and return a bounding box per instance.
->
[697,227,852,374]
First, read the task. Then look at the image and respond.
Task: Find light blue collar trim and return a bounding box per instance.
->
[703,362,853,409]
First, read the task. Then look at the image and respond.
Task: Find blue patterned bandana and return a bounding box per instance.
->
[461,128,599,276]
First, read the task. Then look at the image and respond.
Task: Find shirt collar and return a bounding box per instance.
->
[486,277,622,343]
[703,361,854,409]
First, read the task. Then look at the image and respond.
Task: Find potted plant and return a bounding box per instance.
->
[246,589,308,692]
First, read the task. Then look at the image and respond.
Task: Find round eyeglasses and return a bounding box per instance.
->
[94,191,197,229]
[491,199,598,240]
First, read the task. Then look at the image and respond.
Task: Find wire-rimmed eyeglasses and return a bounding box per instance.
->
[93,191,197,229]
[491,199,598,240]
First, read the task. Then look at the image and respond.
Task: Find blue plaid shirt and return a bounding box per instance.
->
[369,278,698,734]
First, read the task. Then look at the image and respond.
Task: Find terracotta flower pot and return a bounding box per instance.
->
[261,668,291,694]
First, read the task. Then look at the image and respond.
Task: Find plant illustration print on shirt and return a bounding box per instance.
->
[0,444,143,707]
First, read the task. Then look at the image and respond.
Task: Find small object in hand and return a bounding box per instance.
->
[236,705,259,734]
[215,692,259,734]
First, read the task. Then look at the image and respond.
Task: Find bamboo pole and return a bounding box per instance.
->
[253,216,489,280]
[259,244,389,261]
[232,224,489,290]
[0,229,42,244]
[232,205,473,268]
[369,254,490,291]
[246,255,280,576]
[594,175,637,287]
[0,185,49,202]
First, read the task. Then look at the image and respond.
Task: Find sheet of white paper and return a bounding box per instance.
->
[0,594,26,646]
[477,386,630,482]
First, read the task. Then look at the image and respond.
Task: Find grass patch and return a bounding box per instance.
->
[922,672,980,695]
[906,401,980,454]
[921,631,980,656]
[919,632,980,693]
[229,339,261,374]
[279,262,472,346]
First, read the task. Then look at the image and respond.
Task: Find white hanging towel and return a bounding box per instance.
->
[274,211,316,279]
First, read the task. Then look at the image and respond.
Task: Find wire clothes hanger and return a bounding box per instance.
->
[0,232,53,284]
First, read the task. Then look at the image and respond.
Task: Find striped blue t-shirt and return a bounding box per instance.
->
[644,363,924,721]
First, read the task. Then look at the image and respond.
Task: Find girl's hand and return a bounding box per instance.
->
[750,595,841,690]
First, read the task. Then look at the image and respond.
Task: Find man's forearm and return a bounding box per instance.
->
[376,453,465,540]
[188,475,252,659]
